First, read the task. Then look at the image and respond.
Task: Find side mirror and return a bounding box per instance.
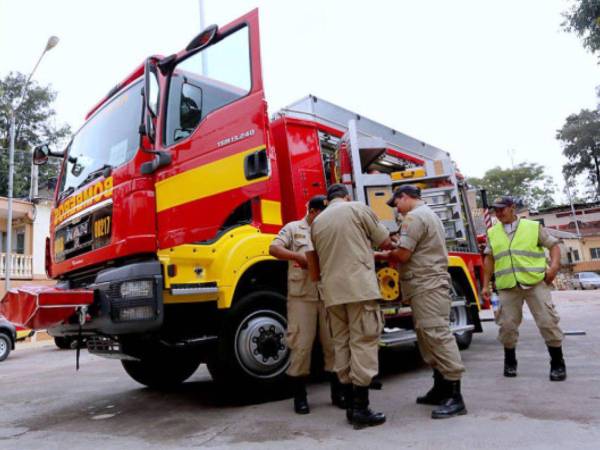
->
[33,144,50,165]
[186,24,218,51]
[33,143,66,165]
[141,57,160,143]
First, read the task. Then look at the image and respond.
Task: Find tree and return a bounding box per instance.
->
[557,108,600,200]
[562,0,600,57]
[468,163,556,210]
[0,72,71,198]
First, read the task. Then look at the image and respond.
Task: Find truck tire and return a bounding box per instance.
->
[207,290,289,387]
[54,336,73,350]
[121,353,201,389]
[0,333,12,362]
[450,279,474,350]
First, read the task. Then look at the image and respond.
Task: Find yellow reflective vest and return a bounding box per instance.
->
[487,219,547,289]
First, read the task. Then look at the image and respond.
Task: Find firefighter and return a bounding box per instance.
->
[384,185,467,419]
[310,183,393,429]
[269,195,343,415]
[481,196,566,381]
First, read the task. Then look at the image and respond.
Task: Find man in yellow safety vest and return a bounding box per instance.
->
[482,196,566,381]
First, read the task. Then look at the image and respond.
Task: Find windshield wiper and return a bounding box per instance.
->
[58,186,75,204]
[76,164,113,190]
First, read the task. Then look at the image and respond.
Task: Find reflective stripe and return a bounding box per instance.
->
[494,249,545,260]
[495,267,546,277]
[511,249,545,258]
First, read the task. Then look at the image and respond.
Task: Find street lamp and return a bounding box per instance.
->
[5,36,59,291]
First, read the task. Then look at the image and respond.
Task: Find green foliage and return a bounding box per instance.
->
[0,72,70,198]
[468,163,556,210]
[557,108,600,199]
[562,0,600,56]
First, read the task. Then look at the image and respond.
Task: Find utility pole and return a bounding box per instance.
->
[199,0,208,75]
[5,36,59,291]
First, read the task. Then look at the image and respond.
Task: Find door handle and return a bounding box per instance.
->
[244,149,269,180]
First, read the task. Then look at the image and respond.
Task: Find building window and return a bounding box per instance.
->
[573,250,580,261]
[0,229,25,254]
[14,229,25,254]
[590,248,600,260]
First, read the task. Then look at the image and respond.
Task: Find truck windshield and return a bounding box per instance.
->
[58,80,143,195]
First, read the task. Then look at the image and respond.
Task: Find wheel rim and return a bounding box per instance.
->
[0,338,8,358]
[234,309,289,379]
[450,304,468,335]
[449,282,468,336]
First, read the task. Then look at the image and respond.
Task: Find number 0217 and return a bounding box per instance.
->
[94,216,111,238]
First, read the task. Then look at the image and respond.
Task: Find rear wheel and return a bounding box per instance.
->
[54,336,73,350]
[121,352,201,389]
[207,290,289,387]
[450,279,473,350]
[0,333,12,361]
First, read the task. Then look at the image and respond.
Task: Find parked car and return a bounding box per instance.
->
[0,315,17,362]
[573,272,600,290]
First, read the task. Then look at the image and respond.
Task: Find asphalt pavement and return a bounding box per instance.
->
[1,290,599,449]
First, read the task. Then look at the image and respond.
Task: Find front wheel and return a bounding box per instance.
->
[450,279,473,350]
[121,352,201,389]
[0,333,12,361]
[207,290,289,387]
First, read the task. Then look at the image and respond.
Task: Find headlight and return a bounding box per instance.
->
[120,280,153,299]
[118,305,155,321]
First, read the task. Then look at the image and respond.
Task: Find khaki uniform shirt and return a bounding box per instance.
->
[397,202,451,300]
[311,198,390,307]
[271,217,318,301]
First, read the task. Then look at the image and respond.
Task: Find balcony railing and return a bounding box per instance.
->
[0,253,33,279]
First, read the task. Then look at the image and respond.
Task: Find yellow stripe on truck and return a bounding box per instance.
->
[156,145,269,212]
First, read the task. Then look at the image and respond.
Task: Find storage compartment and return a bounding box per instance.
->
[390,167,426,181]
[366,186,395,221]
[444,221,458,240]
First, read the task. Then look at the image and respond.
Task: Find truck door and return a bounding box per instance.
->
[154,9,271,248]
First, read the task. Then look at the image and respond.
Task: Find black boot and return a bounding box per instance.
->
[548,346,567,382]
[291,377,310,414]
[349,385,386,429]
[329,373,348,409]
[431,380,467,419]
[416,369,446,405]
[504,347,518,377]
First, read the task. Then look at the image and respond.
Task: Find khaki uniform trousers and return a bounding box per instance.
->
[286,299,335,377]
[496,281,563,349]
[327,300,383,387]
[411,287,465,381]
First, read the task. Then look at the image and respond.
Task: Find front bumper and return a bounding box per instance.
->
[50,260,164,336]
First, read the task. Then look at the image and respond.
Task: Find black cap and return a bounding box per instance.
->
[308,194,327,211]
[386,185,421,207]
[327,183,349,201]
[490,196,516,209]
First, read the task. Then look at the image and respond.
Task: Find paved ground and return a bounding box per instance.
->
[1,290,599,449]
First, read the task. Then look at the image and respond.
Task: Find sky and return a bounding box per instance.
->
[1,0,599,203]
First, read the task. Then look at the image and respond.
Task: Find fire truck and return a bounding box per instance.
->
[1,9,486,388]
